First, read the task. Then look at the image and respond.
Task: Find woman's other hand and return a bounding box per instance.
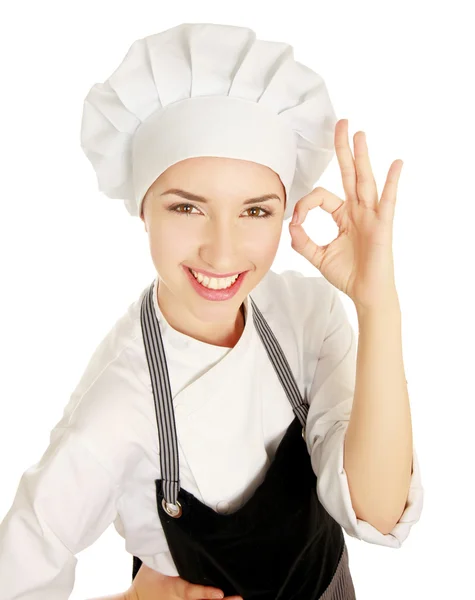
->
[125,562,243,600]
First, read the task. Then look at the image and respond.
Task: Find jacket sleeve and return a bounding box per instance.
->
[0,427,120,600]
[305,285,424,548]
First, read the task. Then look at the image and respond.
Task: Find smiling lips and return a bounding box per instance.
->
[184,266,247,301]
[189,268,239,289]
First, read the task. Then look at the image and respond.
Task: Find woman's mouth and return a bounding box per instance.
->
[184,266,247,301]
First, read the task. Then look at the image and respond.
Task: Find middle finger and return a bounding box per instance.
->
[354,131,379,209]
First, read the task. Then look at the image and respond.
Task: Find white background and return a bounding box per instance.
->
[0,0,473,598]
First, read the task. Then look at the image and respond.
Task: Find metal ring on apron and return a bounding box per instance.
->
[162,499,183,518]
[302,427,305,440]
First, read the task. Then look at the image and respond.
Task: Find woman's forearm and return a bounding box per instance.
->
[343,298,413,535]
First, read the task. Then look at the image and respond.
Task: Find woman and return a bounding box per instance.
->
[0,23,423,600]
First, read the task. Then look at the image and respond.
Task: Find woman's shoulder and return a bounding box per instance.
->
[50,290,152,473]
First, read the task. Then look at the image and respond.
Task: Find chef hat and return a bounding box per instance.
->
[80,22,338,221]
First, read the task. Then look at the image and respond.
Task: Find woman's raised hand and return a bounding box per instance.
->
[125,562,243,600]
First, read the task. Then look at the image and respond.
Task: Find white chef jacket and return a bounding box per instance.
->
[0,269,424,600]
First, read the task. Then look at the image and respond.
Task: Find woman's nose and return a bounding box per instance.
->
[202,223,241,263]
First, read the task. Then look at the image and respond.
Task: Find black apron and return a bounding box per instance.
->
[132,280,357,599]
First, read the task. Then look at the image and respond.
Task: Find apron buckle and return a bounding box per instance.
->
[302,426,305,440]
[162,498,183,518]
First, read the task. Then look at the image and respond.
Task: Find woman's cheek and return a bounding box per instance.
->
[251,228,281,262]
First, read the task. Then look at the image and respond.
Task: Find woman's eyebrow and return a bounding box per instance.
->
[160,188,281,205]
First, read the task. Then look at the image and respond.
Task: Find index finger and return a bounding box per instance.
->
[334,119,357,204]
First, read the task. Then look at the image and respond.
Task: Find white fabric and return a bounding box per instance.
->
[0,270,424,599]
[80,22,337,220]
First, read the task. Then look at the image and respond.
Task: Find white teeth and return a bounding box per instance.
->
[190,269,239,290]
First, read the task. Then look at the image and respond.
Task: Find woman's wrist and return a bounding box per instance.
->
[124,586,138,600]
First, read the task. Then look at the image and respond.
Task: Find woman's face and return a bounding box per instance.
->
[140,156,286,339]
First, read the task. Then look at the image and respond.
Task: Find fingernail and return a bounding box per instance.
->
[211,593,224,599]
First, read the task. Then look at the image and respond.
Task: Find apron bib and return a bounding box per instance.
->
[132,280,357,599]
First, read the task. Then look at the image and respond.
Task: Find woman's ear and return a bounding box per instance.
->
[140,195,148,233]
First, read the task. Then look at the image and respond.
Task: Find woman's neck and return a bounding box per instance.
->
[157,284,246,348]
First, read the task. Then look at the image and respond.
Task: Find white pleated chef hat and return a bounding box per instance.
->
[80,22,338,221]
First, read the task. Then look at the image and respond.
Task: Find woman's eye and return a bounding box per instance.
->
[169,203,198,215]
[245,207,272,219]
